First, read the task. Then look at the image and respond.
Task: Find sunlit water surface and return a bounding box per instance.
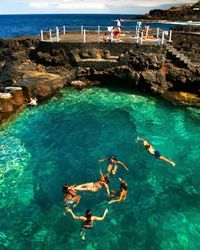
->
[0,87,200,250]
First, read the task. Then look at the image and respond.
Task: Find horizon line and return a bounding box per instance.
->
[0,13,141,15]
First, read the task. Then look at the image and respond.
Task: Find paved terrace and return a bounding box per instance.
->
[42,29,169,45]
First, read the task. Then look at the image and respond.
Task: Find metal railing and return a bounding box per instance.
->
[40,24,172,45]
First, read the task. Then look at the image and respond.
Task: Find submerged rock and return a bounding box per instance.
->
[163,91,200,107]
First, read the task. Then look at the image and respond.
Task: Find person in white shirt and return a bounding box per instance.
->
[116,19,121,31]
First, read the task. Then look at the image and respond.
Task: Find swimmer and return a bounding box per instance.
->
[66,207,108,240]
[99,155,128,176]
[137,137,176,167]
[74,170,110,196]
[28,97,38,106]
[63,184,81,208]
[109,178,128,204]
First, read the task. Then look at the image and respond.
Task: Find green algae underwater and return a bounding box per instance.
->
[0,87,200,250]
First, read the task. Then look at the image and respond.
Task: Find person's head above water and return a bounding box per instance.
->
[121,182,127,191]
[63,184,69,193]
[145,144,151,150]
[100,175,109,183]
[85,209,92,219]
[110,155,117,161]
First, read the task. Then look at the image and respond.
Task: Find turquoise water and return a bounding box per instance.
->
[0,87,200,250]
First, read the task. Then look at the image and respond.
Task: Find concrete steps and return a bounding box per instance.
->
[167,45,197,70]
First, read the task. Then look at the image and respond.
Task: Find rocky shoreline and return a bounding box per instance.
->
[0,33,200,125]
[134,1,200,22]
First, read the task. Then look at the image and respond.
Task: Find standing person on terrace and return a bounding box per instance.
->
[116,18,122,32]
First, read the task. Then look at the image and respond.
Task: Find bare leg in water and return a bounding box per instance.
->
[159,156,176,167]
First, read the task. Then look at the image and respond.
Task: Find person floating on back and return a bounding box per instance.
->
[63,184,81,208]
[73,169,110,196]
[66,207,108,240]
[109,177,128,204]
[98,155,128,176]
[137,137,176,167]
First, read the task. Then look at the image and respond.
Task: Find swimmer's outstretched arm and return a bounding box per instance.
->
[119,177,127,185]
[136,136,144,141]
[98,157,108,163]
[108,190,125,204]
[105,183,110,196]
[137,136,150,147]
[66,207,85,221]
[100,169,105,177]
[92,209,108,221]
[108,196,123,204]
[117,160,129,171]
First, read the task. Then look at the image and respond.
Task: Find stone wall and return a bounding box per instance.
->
[36,41,166,57]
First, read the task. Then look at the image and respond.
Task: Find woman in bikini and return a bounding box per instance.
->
[137,137,176,167]
[99,155,128,176]
[109,178,128,204]
[66,207,108,240]
[63,184,81,208]
[73,170,110,196]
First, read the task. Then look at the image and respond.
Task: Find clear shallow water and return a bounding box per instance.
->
[0,87,200,250]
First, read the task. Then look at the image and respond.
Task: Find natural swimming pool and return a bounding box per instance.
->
[0,87,200,249]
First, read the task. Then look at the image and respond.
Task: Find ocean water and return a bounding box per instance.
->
[0,14,174,38]
[0,86,200,249]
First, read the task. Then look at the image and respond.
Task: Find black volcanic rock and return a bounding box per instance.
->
[135,1,200,21]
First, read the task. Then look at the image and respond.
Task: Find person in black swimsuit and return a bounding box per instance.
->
[98,155,128,176]
[66,207,108,240]
[137,137,176,167]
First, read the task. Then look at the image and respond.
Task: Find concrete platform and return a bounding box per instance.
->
[43,30,161,45]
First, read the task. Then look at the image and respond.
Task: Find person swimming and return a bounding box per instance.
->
[66,207,108,240]
[73,170,110,196]
[98,155,128,176]
[137,137,176,167]
[109,178,128,204]
[63,184,81,208]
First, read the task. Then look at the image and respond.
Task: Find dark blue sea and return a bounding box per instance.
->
[0,14,174,38]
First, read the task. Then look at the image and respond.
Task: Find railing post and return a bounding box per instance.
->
[110,30,114,42]
[63,25,66,35]
[156,28,160,38]
[83,29,86,43]
[145,26,149,38]
[161,31,165,45]
[81,25,83,35]
[97,25,100,35]
[169,30,172,42]
[140,31,143,45]
[136,25,138,37]
[40,30,44,41]
[56,27,59,42]
[49,29,52,41]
